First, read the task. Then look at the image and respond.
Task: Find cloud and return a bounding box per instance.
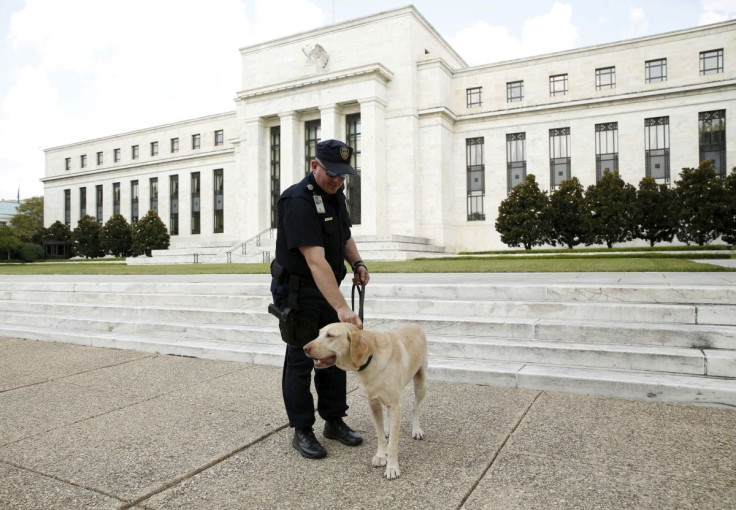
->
[0,0,327,200]
[447,2,579,66]
[628,7,648,37]
[699,0,736,24]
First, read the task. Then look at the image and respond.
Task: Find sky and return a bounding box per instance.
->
[1,0,735,201]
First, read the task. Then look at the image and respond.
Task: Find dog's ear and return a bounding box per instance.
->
[349,329,369,368]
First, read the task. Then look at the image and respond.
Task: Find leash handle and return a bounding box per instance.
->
[351,283,365,323]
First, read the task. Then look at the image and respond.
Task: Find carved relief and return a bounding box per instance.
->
[302,43,329,70]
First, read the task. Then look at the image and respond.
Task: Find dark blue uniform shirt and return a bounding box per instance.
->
[275,173,352,284]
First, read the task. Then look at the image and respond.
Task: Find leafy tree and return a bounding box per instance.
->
[495,174,551,250]
[722,167,736,245]
[10,196,44,243]
[72,215,105,258]
[100,213,133,257]
[584,170,637,248]
[131,210,170,257]
[675,161,729,245]
[634,177,679,247]
[0,225,22,261]
[44,221,73,259]
[548,177,587,249]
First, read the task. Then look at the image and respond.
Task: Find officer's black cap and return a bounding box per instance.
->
[315,139,356,175]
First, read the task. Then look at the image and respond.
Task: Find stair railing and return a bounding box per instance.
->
[225,227,275,263]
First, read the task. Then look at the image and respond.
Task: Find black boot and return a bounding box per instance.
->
[323,418,363,446]
[292,427,327,459]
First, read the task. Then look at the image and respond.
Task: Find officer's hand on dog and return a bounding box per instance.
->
[338,306,363,329]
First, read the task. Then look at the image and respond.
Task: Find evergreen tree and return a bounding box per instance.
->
[44,221,73,259]
[495,174,551,250]
[131,210,170,257]
[675,161,729,245]
[72,215,105,258]
[722,167,736,245]
[45,221,72,245]
[100,213,133,257]
[548,177,587,249]
[584,170,637,248]
[635,177,679,247]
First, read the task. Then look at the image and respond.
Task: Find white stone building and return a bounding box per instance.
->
[43,6,735,257]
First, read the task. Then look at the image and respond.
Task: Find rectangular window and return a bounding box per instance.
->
[64,189,71,226]
[645,58,667,83]
[113,182,120,215]
[170,175,179,236]
[170,138,179,153]
[595,122,619,181]
[270,126,281,229]
[132,145,139,159]
[506,133,526,192]
[700,49,723,75]
[304,120,321,175]
[96,185,103,223]
[645,117,670,184]
[192,133,201,150]
[466,137,485,221]
[96,151,103,165]
[65,157,71,171]
[506,81,523,103]
[213,169,224,234]
[80,154,87,168]
[549,127,571,188]
[191,171,200,235]
[346,113,362,225]
[150,177,158,212]
[114,148,120,162]
[595,67,615,90]
[699,110,726,178]
[150,141,158,156]
[214,129,224,146]
[466,87,482,108]
[131,180,139,223]
[79,187,86,217]
[549,74,568,97]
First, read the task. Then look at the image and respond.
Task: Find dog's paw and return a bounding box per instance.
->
[412,427,425,440]
[384,464,401,480]
[372,454,387,468]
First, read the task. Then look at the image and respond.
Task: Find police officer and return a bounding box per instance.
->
[271,138,370,459]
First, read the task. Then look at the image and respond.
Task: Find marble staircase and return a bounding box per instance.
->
[0,275,734,407]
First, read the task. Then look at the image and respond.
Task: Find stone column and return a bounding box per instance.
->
[319,104,343,141]
[279,111,302,189]
[357,98,387,236]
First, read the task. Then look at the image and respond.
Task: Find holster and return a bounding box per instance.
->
[268,261,319,348]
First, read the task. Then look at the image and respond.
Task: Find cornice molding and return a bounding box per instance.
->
[236,63,393,101]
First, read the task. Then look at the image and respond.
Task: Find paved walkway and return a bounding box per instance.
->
[1,334,735,509]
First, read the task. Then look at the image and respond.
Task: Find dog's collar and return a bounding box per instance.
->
[357,355,373,372]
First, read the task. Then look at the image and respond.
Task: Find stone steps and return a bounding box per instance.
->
[0,277,734,406]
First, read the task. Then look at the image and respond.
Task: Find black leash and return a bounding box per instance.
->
[351,282,365,323]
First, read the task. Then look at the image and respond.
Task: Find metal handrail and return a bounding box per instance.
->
[225,227,275,263]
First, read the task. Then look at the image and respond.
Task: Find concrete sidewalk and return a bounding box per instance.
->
[1,337,734,509]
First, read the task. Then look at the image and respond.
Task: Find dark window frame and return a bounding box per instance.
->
[466,87,482,108]
[506,81,524,103]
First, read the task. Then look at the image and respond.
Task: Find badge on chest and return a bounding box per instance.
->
[313,195,326,214]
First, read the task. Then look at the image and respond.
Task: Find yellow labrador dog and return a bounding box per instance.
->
[304,322,428,479]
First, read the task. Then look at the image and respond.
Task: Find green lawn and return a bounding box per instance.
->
[0,255,733,274]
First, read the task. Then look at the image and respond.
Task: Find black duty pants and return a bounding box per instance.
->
[271,279,348,429]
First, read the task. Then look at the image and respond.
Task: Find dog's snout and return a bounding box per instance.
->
[303,343,311,355]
